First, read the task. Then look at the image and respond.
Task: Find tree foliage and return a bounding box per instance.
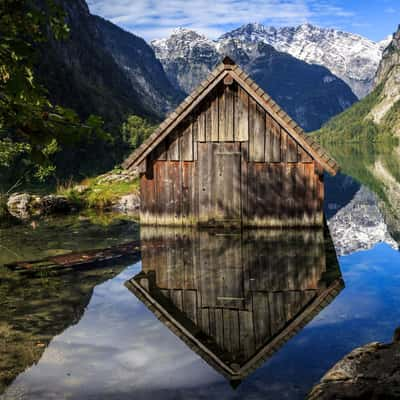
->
[121,115,156,150]
[0,0,110,183]
[313,82,398,143]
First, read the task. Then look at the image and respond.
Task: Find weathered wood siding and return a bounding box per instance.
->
[139,228,328,365]
[140,81,323,227]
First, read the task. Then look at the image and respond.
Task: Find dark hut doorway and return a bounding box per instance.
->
[198,142,242,226]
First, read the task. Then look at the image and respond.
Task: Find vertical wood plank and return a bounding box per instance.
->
[153,162,162,224]
[271,117,281,162]
[286,133,298,163]
[249,100,265,162]
[192,118,198,160]
[305,163,314,221]
[215,308,224,348]
[235,87,249,141]
[167,130,180,161]
[317,168,324,223]
[225,85,234,141]
[198,143,211,224]
[191,157,199,223]
[163,162,174,224]
[281,129,288,163]
[183,290,197,324]
[172,161,182,225]
[265,113,272,162]
[200,308,210,336]
[205,100,212,142]
[239,310,255,360]
[253,292,271,348]
[211,96,219,142]
[140,172,153,224]
[241,142,249,226]
[170,290,183,310]
[180,124,193,161]
[181,162,192,222]
[197,108,206,142]
[218,87,226,141]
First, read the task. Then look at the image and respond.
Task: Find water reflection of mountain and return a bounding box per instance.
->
[0,261,133,395]
[323,141,400,244]
[327,186,399,256]
[126,227,343,385]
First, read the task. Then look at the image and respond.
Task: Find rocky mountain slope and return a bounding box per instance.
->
[220,23,390,99]
[370,26,400,127]
[153,28,357,132]
[153,24,389,100]
[36,0,182,128]
[315,25,400,142]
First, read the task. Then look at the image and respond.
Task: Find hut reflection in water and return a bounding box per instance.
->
[126,227,343,385]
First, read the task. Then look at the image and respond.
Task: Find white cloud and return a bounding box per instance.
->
[87,0,355,41]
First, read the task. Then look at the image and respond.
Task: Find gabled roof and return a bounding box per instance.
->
[125,275,344,383]
[123,56,339,175]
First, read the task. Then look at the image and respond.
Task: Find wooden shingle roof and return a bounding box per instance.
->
[123,56,339,175]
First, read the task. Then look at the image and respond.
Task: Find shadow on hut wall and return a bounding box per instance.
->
[125,224,344,386]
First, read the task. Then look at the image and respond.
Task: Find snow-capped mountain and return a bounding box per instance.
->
[220,23,391,99]
[153,24,390,100]
[152,29,220,95]
[152,27,357,132]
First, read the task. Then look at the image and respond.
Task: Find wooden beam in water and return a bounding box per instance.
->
[5,241,141,272]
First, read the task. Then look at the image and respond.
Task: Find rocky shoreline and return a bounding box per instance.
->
[309,327,400,399]
[3,170,141,222]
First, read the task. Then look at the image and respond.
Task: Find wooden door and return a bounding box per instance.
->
[198,142,242,226]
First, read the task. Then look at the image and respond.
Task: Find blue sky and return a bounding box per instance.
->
[87,0,398,42]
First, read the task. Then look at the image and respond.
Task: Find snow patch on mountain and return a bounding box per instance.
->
[153,24,390,99]
[219,23,391,99]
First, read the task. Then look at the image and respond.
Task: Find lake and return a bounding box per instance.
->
[1,142,399,399]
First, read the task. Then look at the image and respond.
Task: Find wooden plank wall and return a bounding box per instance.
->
[140,228,326,365]
[148,82,314,163]
[246,162,324,227]
[140,80,323,227]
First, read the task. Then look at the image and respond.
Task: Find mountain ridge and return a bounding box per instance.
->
[218,23,391,98]
[153,23,390,99]
[314,25,400,142]
[152,27,357,132]
[36,0,182,129]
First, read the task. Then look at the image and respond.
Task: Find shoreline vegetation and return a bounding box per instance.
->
[3,169,140,222]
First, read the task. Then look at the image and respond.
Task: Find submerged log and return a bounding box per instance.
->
[4,240,141,272]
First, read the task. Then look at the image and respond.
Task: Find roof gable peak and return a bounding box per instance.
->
[123,57,339,175]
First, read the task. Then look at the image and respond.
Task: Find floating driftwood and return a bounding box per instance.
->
[4,241,141,272]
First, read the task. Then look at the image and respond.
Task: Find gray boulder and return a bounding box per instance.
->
[7,193,34,219]
[7,193,75,219]
[112,193,140,213]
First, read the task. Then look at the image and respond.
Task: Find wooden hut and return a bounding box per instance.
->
[126,227,344,383]
[123,56,339,227]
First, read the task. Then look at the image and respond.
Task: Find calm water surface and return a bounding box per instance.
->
[1,143,400,399]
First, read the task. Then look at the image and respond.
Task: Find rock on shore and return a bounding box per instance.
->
[309,328,400,399]
[7,193,75,220]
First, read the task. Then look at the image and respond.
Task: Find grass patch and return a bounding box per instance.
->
[58,174,140,209]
